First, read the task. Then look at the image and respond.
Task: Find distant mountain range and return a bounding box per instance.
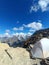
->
[1,28,49,48]
[0,34,31,47]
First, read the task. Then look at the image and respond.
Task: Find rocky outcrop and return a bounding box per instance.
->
[0,43,36,65]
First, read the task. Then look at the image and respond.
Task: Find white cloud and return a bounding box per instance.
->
[12,32,26,37]
[4,33,10,37]
[12,32,32,36]
[13,26,24,31]
[13,27,18,31]
[23,22,43,30]
[5,33,9,36]
[27,32,32,36]
[38,0,49,11]
[30,0,49,12]
[29,29,36,32]
[19,32,26,36]
[0,32,32,38]
[5,29,10,33]
[19,27,24,30]
[12,33,19,36]
[30,5,39,13]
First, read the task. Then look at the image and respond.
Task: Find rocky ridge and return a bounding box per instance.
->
[23,28,49,48]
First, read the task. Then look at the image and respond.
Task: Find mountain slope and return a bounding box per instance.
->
[23,28,49,48]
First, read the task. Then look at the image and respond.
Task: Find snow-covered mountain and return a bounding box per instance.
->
[0,33,32,47]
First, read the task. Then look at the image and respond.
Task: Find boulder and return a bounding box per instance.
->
[0,43,35,65]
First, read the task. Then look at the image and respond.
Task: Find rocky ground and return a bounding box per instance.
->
[0,43,38,65]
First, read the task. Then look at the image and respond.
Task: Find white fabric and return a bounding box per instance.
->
[31,38,49,59]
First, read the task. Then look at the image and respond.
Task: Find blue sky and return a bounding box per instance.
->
[0,0,49,37]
